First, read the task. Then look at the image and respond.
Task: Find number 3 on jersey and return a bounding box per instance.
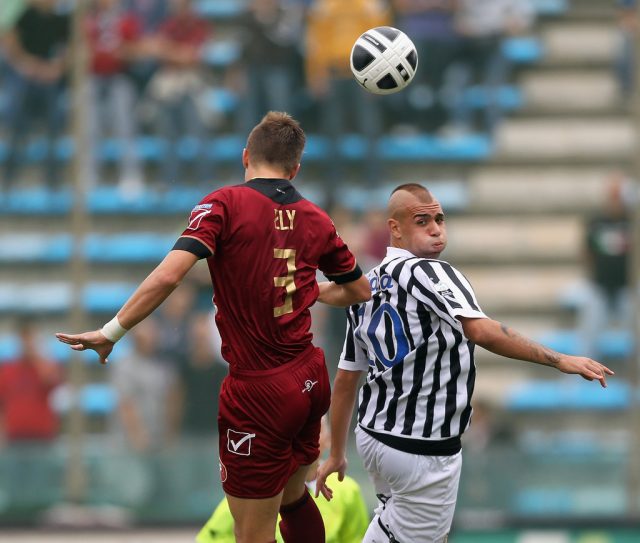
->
[273,248,297,317]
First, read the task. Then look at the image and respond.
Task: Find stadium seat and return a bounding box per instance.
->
[52,383,118,415]
[0,187,72,215]
[85,233,176,263]
[201,39,242,68]
[505,379,631,411]
[195,0,247,19]
[503,37,544,64]
[464,85,524,111]
[0,335,19,362]
[83,282,137,313]
[335,179,469,213]
[378,134,493,161]
[531,0,569,16]
[537,329,634,359]
[0,233,72,263]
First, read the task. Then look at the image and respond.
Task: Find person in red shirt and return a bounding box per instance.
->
[56,111,371,543]
[147,0,211,187]
[0,320,63,444]
[85,0,144,194]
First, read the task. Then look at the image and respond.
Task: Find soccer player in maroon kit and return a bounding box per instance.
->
[56,112,371,543]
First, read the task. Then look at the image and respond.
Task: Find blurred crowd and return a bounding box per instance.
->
[0,0,541,193]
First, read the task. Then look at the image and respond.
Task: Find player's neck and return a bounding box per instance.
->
[245,165,292,182]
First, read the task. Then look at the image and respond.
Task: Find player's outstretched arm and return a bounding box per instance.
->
[459,317,614,388]
[317,274,371,307]
[315,368,363,501]
[56,250,199,364]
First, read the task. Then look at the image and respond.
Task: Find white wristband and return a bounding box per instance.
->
[100,316,128,343]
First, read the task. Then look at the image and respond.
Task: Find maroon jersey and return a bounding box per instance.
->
[174,178,358,371]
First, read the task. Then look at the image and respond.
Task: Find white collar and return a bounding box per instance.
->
[384,247,416,260]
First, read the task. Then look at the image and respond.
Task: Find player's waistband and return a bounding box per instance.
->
[360,426,462,456]
[228,344,319,381]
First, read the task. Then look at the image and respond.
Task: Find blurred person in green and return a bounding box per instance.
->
[196,417,369,543]
[0,0,26,32]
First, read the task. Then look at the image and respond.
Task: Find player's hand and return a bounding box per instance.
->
[557,355,614,388]
[55,330,115,365]
[315,455,347,501]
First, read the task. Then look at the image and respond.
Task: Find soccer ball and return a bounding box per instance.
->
[350,26,418,95]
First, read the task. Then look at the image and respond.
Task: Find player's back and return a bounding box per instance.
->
[182,178,355,371]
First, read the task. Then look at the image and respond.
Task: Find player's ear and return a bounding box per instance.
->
[242,148,249,169]
[388,218,401,239]
[289,163,301,181]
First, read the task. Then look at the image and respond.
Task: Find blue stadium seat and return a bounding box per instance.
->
[202,88,240,115]
[503,37,544,64]
[83,282,137,313]
[465,85,524,111]
[378,134,493,161]
[195,0,247,19]
[81,383,118,415]
[0,187,72,215]
[52,383,118,415]
[335,180,469,213]
[531,0,569,16]
[505,379,631,411]
[207,134,245,161]
[85,233,176,263]
[0,233,72,263]
[201,39,242,68]
[0,283,70,314]
[0,335,19,362]
[537,329,634,359]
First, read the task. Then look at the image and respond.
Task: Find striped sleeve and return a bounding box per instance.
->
[338,307,369,372]
[412,260,487,322]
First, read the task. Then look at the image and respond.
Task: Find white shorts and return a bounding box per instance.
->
[356,426,462,543]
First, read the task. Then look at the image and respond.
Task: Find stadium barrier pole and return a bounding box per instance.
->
[65,0,91,505]
[628,0,640,519]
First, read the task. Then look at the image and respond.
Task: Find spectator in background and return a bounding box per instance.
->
[86,0,144,195]
[305,0,390,188]
[0,320,63,445]
[578,171,633,359]
[616,0,637,104]
[111,318,177,452]
[178,313,227,437]
[125,0,168,91]
[391,0,459,133]
[1,0,70,191]
[147,0,211,188]
[450,0,534,135]
[239,0,304,133]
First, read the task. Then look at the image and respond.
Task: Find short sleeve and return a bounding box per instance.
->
[175,194,228,258]
[337,312,369,372]
[318,223,356,278]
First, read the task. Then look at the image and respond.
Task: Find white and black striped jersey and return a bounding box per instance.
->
[338,247,487,446]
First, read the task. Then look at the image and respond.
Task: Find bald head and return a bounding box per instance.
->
[387,183,437,220]
[386,183,447,257]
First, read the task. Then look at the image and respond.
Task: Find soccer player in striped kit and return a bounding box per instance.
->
[316,183,613,543]
[56,112,371,543]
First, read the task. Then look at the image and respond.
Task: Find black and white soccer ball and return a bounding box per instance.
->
[350,26,418,95]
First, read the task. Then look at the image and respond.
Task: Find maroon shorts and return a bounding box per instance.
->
[217,346,331,499]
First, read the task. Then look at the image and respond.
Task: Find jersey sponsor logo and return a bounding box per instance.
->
[302,379,318,393]
[219,459,228,483]
[370,274,393,293]
[227,429,256,456]
[187,203,213,230]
